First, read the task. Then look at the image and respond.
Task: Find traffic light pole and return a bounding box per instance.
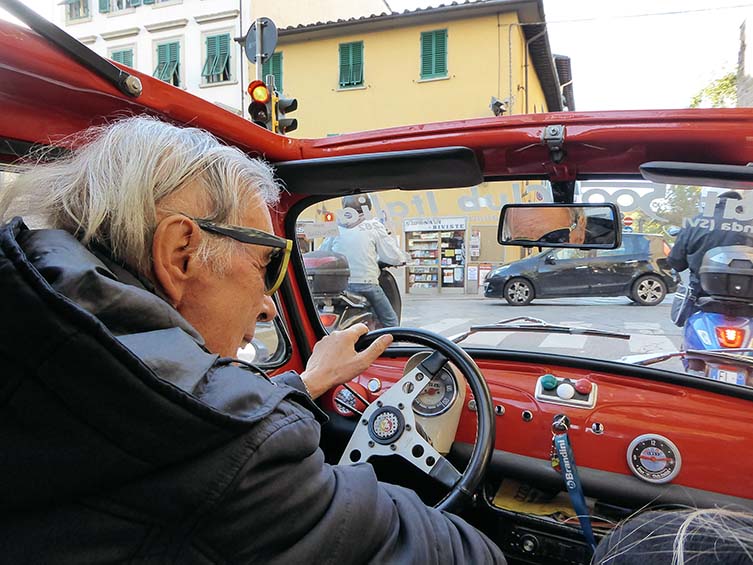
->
[255,18,264,80]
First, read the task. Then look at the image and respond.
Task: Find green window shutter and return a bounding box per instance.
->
[339,42,362,88]
[203,34,231,83]
[272,52,282,91]
[216,34,231,81]
[434,30,447,75]
[168,42,180,86]
[420,32,433,78]
[143,0,154,4]
[112,49,132,67]
[99,0,109,13]
[153,43,168,79]
[201,35,218,79]
[352,42,363,86]
[168,42,179,63]
[420,30,447,79]
[154,42,179,86]
[339,43,351,87]
[262,52,282,91]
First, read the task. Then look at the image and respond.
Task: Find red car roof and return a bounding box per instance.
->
[3,20,753,181]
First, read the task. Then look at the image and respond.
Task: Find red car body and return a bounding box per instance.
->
[3,17,753,564]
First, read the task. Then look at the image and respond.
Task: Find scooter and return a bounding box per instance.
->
[303,250,402,331]
[680,245,753,385]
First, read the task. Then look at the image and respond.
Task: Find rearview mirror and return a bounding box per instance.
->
[498,203,621,249]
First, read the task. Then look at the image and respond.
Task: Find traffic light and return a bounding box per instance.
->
[274,94,298,134]
[247,80,272,130]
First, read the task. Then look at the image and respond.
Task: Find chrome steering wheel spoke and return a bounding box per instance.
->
[338,351,460,489]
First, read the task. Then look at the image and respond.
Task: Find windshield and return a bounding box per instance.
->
[298,181,753,388]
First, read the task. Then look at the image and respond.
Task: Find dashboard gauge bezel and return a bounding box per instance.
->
[412,365,458,417]
[626,433,682,484]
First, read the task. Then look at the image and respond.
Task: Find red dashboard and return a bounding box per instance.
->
[324,356,753,500]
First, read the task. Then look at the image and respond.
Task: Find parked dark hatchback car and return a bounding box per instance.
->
[484,232,679,306]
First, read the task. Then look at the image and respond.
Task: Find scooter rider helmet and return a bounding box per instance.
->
[341,194,373,213]
[715,191,742,212]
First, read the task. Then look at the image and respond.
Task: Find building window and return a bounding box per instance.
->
[201,34,231,84]
[262,52,283,92]
[154,41,180,86]
[338,41,363,88]
[111,48,134,68]
[420,29,447,80]
[98,0,140,12]
[64,0,89,21]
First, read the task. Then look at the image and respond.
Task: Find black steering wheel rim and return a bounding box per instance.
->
[356,327,496,513]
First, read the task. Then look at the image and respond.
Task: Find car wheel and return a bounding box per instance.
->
[504,278,534,306]
[632,275,667,306]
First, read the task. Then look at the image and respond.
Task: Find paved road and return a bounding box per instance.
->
[400,293,684,372]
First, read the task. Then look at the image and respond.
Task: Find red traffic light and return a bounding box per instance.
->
[247,80,270,103]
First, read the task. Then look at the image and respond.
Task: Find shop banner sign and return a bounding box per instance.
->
[403,217,467,232]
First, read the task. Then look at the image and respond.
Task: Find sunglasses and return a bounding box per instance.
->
[191,217,293,295]
[538,224,578,244]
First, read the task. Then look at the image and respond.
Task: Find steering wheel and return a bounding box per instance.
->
[339,327,495,513]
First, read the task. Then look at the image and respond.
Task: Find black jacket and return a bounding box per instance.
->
[0,218,504,564]
[668,209,753,294]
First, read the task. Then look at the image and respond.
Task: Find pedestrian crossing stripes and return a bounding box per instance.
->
[400,318,683,363]
[419,318,474,336]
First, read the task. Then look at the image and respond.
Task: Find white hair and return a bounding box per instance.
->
[596,508,753,565]
[0,115,280,276]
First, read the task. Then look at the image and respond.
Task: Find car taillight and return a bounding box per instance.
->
[716,327,745,348]
[319,313,338,327]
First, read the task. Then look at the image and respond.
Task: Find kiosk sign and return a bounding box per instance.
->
[403,217,467,232]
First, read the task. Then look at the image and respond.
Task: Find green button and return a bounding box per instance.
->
[541,374,558,390]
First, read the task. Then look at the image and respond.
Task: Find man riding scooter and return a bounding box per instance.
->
[669,191,752,306]
[320,195,409,328]
[669,191,753,381]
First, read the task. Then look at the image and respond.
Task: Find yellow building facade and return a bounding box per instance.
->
[251,1,563,135]
[251,1,573,293]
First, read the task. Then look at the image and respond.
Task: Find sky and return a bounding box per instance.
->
[394,0,752,110]
[3,0,752,111]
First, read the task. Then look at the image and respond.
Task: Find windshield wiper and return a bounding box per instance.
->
[627,348,753,368]
[451,316,630,344]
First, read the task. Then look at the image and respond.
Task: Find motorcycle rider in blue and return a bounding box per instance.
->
[668,191,753,377]
[322,194,409,328]
[668,191,753,307]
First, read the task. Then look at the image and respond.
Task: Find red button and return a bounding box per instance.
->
[574,379,592,394]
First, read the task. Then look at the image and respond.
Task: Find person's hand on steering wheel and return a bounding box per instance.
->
[301,323,393,399]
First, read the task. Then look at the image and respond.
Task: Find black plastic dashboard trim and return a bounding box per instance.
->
[452,443,753,511]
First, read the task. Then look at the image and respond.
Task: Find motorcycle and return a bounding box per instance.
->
[303,250,402,331]
[678,245,753,385]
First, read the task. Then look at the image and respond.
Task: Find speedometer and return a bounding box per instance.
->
[412,367,457,417]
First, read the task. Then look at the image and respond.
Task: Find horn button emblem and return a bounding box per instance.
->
[368,407,405,444]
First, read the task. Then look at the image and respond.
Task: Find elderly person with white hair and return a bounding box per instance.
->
[0,116,504,564]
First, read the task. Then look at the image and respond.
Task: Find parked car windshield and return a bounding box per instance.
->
[298,180,753,388]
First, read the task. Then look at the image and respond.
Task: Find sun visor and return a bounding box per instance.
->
[274,146,483,194]
[640,161,753,189]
